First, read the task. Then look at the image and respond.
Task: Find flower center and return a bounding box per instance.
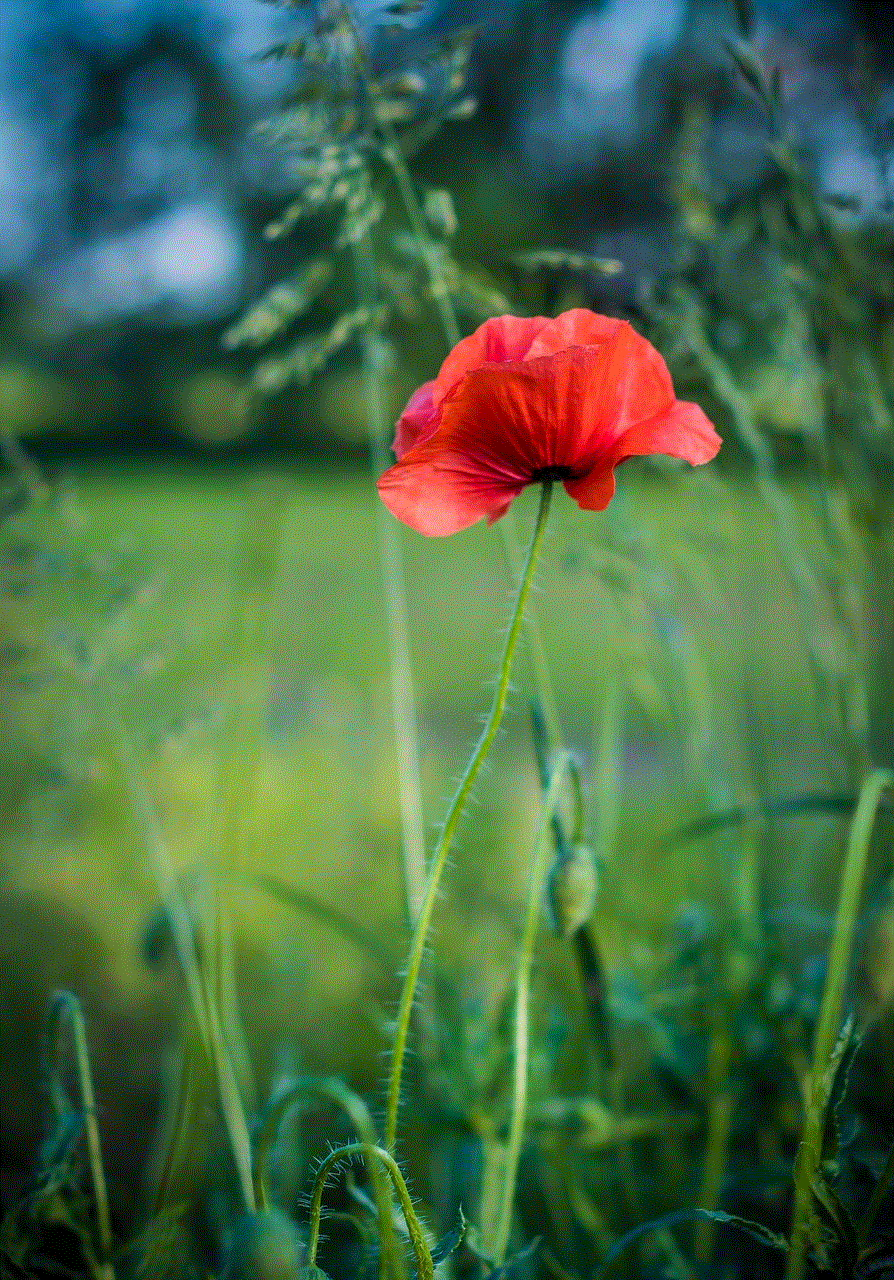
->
[530,465,574,482]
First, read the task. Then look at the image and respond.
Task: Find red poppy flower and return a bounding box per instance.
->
[377,309,721,536]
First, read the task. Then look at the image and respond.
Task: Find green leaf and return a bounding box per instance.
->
[37,1113,86,1180]
[821,1019,861,1165]
[724,38,768,99]
[668,792,859,845]
[860,1234,894,1274]
[594,1209,787,1276]
[479,1235,541,1279]
[430,1209,466,1265]
[809,1174,859,1276]
[245,874,396,970]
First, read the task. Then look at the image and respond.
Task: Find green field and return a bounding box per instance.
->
[3,459,872,997]
[2,458,889,1267]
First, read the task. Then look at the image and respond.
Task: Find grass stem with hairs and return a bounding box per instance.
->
[384,481,554,1152]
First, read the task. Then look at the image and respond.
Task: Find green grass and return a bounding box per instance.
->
[2,459,853,1000]
[1,456,890,1277]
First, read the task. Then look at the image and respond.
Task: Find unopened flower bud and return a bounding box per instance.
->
[220,1210,304,1280]
[548,844,598,937]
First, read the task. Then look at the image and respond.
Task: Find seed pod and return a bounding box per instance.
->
[548,844,598,937]
[220,1210,304,1280]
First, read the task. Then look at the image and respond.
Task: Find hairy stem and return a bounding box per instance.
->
[492,753,571,1263]
[306,1143,432,1280]
[253,1078,403,1280]
[384,482,554,1151]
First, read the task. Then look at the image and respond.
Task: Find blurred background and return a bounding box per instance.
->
[1,0,892,1242]
[1,0,891,454]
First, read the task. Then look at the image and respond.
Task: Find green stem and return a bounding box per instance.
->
[352,234,427,926]
[694,1006,733,1266]
[48,992,114,1276]
[500,514,564,756]
[306,1143,433,1280]
[101,694,256,1212]
[344,3,461,350]
[253,1078,404,1280]
[492,752,570,1263]
[786,767,893,1280]
[384,481,554,1152]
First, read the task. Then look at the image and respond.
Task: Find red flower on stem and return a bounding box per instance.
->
[377,309,721,536]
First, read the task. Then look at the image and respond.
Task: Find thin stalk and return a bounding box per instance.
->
[101,695,256,1212]
[500,514,564,756]
[384,481,554,1151]
[344,2,460,349]
[352,234,427,925]
[253,1078,404,1280]
[306,1143,433,1280]
[694,1006,733,1266]
[786,767,893,1280]
[47,992,114,1277]
[492,753,571,1263]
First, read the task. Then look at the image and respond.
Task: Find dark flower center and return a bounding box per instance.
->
[530,465,574,482]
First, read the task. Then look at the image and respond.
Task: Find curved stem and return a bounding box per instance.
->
[492,753,570,1263]
[306,1143,433,1280]
[384,482,554,1152]
[253,1078,403,1280]
[47,992,114,1275]
[786,767,893,1280]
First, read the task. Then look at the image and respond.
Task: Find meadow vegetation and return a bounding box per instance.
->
[1,1,893,1277]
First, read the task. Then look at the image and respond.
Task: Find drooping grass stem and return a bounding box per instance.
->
[253,1078,404,1280]
[384,481,554,1152]
[492,752,571,1263]
[306,1143,433,1280]
[786,767,893,1280]
[47,992,114,1276]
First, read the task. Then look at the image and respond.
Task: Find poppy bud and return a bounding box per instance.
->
[548,844,598,937]
[220,1209,304,1280]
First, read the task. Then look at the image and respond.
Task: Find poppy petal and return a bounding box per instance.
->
[378,310,721,535]
[525,308,623,358]
[432,314,550,406]
[608,399,722,467]
[580,323,676,445]
[562,468,617,512]
[377,449,527,536]
[394,381,437,458]
[378,348,611,535]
